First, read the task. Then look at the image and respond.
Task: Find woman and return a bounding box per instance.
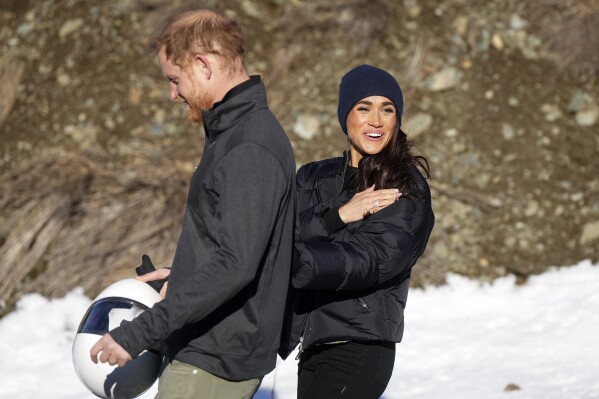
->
[279,64,435,399]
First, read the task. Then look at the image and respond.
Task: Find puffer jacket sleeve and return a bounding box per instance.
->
[292,196,430,291]
[295,164,337,241]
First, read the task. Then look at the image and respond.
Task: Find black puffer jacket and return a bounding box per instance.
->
[279,152,434,359]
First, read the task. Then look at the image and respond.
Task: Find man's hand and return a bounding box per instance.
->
[90,333,133,368]
[137,268,171,299]
[136,254,171,299]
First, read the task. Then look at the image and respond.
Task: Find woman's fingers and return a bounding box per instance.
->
[365,191,402,214]
[363,190,400,204]
[363,188,400,199]
[340,188,402,223]
[340,191,380,223]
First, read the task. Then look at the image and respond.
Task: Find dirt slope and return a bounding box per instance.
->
[0,0,597,309]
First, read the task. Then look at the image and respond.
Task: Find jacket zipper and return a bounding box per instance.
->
[355,297,369,309]
[295,314,309,360]
[295,336,304,360]
[297,298,366,360]
[337,151,350,198]
[296,153,349,361]
[295,302,311,360]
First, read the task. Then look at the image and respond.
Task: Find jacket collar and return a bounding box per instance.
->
[335,150,350,176]
[202,75,265,143]
[315,151,350,201]
[319,150,349,178]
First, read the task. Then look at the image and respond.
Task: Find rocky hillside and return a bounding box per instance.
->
[0,0,597,310]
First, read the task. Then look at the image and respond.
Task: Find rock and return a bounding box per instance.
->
[16,22,34,37]
[510,15,528,30]
[567,91,598,126]
[580,221,599,245]
[405,0,422,18]
[453,16,468,36]
[487,197,503,208]
[16,140,32,151]
[475,29,490,52]
[153,109,166,125]
[506,29,528,50]
[540,103,562,122]
[570,192,584,202]
[59,18,84,39]
[56,72,71,86]
[508,97,519,107]
[240,0,262,19]
[293,114,321,140]
[575,104,598,127]
[406,113,433,137]
[128,87,143,105]
[423,67,463,91]
[64,123,98,144]
[568,91,593,113]
[501,123,515,140]
[504,383,521,391]
[491,33,504,50]
[444,128,458,138]
[524,200,539,217]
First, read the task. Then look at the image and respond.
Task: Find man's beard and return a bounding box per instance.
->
[186,82,214,123]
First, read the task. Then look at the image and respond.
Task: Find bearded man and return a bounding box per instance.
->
[90,9,295,399]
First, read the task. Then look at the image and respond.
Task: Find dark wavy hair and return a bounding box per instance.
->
[351,125,430,199]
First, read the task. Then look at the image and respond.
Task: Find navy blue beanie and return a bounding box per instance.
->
[337,64,404,134]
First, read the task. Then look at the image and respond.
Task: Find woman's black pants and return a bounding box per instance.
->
[297,340,395,399]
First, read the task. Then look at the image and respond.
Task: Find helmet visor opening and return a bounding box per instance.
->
[77,297,149,334]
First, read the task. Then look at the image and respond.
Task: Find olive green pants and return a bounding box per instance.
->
[155,360,262,399]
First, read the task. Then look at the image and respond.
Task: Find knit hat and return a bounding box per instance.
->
[337,64,404,134]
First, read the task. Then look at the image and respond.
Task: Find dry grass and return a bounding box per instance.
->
[0,58,24,127]
[528,0,599,78]
[0,152,190,315]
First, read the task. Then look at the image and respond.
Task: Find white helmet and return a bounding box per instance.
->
[72,278,164,399]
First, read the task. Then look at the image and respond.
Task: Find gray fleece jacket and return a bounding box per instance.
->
[111,76,296,380]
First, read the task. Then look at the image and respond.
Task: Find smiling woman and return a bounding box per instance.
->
[346,96,397,165]
[279,64,435,399]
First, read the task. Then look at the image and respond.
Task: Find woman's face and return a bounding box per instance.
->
[346,96,397,167]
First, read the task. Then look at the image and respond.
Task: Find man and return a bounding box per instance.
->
[90,9,296,398]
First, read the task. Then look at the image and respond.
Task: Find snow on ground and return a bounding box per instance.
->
[0,259,597,399]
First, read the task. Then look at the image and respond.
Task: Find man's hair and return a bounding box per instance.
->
[151,9,246,75]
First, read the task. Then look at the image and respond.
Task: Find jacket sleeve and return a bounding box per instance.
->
[294,165,341,241]
[110,144,289,357]
[292,197,419,291]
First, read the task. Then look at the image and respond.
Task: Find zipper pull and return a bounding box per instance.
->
[295,336,304,360]
[356,298,368,309]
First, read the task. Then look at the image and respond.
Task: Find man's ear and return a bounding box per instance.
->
[194,53,212,79]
